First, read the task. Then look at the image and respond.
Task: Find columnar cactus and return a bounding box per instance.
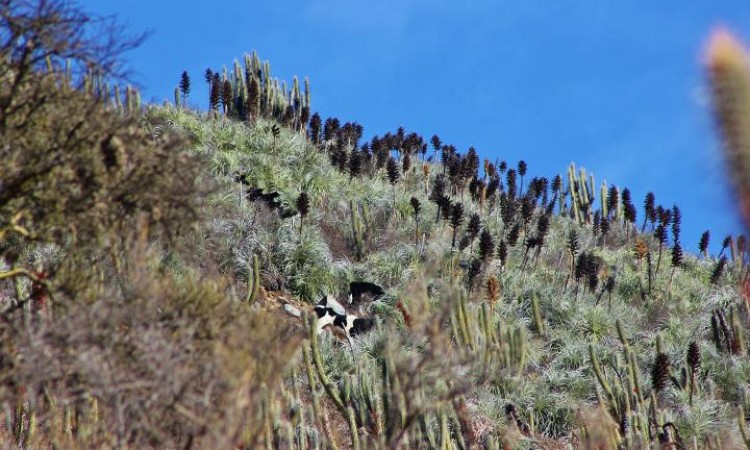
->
[707,30,750,230]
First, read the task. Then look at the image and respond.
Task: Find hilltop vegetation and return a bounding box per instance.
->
[1,1,750,449]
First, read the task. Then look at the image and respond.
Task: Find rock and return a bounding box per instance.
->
[283,304,301,318]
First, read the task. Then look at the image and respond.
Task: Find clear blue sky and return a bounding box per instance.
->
[79,0,750,254]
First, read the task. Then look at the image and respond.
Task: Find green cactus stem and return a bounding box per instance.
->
[246,254,261,303]
[350,201,365,260]
[347,406,361,450]
[590,344,615,404]
[739,406,750,449]
[531,292,545,337]
[308,316,346,416]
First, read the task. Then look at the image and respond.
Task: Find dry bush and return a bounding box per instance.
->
[0,249,302,448]
[388,278,476,428]
[0,71,203,254]
[1,0,208,306]
[575,406,622,450]
[0,3,304,449]
[320,220,355,261]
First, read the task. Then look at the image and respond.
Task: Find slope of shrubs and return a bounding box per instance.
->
[2,2,750,448]
[129,100,750,449]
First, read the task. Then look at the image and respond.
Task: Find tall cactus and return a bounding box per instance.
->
[350,200,365,260]
[707,29,750,230]
[531,292,545,337]
[568,164,582,224]
[308,315,346,416]
[246,254,260,303]
[566,163,595,225]
[346,406,360,450]
[600,181,609,219]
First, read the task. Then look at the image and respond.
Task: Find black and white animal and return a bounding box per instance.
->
[314,294,376,357]
[314,294,347,333]
[314,294,375,335]
[348,281,385,311]
[333,313,376,337]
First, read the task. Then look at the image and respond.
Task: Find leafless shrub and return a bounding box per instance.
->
[1,0,207,308]
[0,249,302,448]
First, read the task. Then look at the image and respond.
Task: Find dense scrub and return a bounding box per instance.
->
[2,1,750,449]
[132,103,749,449]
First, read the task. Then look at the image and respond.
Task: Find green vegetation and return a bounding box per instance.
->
[2,1,750,449]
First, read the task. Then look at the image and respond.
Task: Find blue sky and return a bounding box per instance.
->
[80,0,750,254]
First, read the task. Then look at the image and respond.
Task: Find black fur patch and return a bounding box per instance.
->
[332,314,349,330]
[349,281,385,305]
[246,188,298,218]
[314,295,328,318]
[349,317,375,336]
[318,295,376,339]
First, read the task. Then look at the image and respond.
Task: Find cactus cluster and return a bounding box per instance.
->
[194,52,311,126]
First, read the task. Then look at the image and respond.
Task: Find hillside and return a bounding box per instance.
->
[139,100,749,449]
[2,3,750,449]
